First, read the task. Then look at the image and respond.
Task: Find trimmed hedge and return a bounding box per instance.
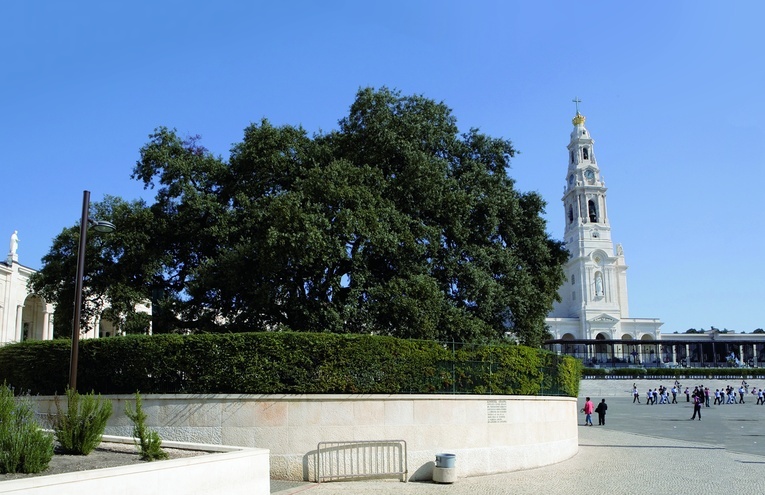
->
[0,333,580,397]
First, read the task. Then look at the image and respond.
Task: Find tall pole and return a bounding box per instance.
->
[69,190,90,391]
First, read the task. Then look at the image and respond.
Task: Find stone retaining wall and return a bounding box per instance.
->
[31,394,577,481]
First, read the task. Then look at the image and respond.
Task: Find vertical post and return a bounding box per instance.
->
[69,190,90,391]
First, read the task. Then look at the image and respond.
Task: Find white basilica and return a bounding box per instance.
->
[1,231,55,343]
[545,108,663,345]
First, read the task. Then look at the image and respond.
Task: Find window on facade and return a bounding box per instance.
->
[568,205,574,224]
[583,147,589,160]
[570,150,574,163]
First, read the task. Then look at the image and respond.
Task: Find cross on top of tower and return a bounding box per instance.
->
[571,97,585,125]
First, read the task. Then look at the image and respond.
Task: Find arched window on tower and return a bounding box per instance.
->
[568,205,574,224]
[570,150,574,164]
[588,199,598,223]
[582,147,589,160]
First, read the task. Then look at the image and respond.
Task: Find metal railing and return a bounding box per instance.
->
[316,440,407,483]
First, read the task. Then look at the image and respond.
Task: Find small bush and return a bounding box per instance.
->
[125,392,167,461]
[0,383,54,474]
[52,388,113,455]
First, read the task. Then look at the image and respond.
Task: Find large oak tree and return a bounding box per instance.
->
[31,88,567,346]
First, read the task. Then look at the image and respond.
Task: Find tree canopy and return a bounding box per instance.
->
[31,87,568,346]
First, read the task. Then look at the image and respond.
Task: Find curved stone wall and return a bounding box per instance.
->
[32,394,578,481]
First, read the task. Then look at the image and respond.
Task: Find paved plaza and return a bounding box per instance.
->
[272,379,765,494]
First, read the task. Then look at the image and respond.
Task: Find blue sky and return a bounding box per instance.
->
[2,1,763,333]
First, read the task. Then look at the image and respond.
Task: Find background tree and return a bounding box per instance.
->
[30,197,156,337]
[31,87,567,346]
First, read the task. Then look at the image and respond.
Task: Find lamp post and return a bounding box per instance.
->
[69,190,116,391]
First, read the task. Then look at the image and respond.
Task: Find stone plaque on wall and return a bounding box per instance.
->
[487,400,507,423]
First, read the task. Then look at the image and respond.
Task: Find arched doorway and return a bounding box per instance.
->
[21,295,49,341]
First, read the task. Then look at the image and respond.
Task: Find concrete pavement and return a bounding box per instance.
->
[271,380,765,494]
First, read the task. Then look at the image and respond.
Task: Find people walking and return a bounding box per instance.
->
[691,393,702,420]
[633,384,640,403]
[595,399,608,426]
[582,397,594,426]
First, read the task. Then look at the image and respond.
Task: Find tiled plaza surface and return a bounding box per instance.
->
[272,379,765,494]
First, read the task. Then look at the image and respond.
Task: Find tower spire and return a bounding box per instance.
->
[572,96,582,115]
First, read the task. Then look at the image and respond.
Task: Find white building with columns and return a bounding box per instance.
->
[1,231,55,343]
[545,108,663,346]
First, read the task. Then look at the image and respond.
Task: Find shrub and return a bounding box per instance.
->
[0,383,54,474]
[52,388,113,455]
[0,333,579,397]
[125,392,167,461]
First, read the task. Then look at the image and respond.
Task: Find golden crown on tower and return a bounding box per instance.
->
[572,112,586,125]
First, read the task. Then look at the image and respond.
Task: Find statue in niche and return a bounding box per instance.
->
[595,273,603,297]
[9,230,19,255]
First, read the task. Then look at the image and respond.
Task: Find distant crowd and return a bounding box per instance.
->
[631,380,765,406]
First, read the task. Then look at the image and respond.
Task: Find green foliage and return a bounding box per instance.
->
[30,87,567,345]
[0,333,578,397]
[29,196,156,338]
[53,388,113,455]
[0,384,54,474]
[125,392,167,461]
[0,340,71,395]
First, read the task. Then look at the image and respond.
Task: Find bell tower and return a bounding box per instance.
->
[548,101,630,338]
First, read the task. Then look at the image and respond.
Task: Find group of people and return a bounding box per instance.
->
[633,383,682,404]
[630,380,765,421]
[583,380,763,427]
[581,397,608,426]
[631,381,763,406]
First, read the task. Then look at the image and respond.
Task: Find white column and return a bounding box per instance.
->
[14,305,22,341]
[754,346,759,368]
[43,311,51,340]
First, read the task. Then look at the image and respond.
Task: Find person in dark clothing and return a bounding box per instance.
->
[690,394,702,420]
[595,399,608,425]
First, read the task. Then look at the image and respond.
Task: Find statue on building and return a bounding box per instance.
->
[616,243,624,256]
[595,272,603,297]
[9,230,19,256]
